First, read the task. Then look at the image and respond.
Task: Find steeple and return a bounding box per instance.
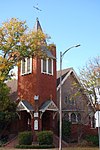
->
[33,18,43,32]
[33,18,47,44]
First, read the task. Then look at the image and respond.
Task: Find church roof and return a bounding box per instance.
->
[33,17,43,32]
[39,100,58,112]
[57,68,73,87]
[41,46,56,59]
[33,18,55,59]
[17,100,34,112]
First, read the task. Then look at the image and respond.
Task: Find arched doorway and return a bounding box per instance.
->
[18,111,31,132]
[42,111,52,131]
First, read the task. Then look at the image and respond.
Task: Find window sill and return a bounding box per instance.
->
[41,72,53,76]
[21,72,32,76]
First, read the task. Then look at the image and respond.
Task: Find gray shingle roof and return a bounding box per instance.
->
[41,46,56,59]
[39,100,51,110]
[21,100,34,111]
[39,100,58,112]
[57,68,73,87]
[17,100,34,112]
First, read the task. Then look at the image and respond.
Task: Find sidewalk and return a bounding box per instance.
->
[4,136,18,148]
[3,134,68,149]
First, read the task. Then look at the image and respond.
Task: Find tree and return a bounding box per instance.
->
[0,18,47,81]
[79,56,100,107]
[67,60,100,142]
[0,81,17,137]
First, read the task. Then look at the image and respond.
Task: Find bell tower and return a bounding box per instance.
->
[17,18,58,133]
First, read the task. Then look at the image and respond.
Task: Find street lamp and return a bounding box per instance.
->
[59,44,80,150]
[96,73,100,149]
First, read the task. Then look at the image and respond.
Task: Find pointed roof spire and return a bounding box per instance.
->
[33,17,43,32]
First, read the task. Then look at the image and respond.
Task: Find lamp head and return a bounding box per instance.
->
[75,44,81,47]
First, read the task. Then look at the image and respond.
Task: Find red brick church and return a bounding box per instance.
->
[6,18,97,142]
[16,18,58,133]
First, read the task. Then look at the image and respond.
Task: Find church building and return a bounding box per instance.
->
[17,18,58,133]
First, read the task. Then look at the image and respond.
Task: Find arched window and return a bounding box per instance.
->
[65,95,75,105]
[64,113,69,121]
[71,113,76,122]
[77,113,81,122]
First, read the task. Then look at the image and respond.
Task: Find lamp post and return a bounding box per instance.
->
[59,44,80,150]
[98,110,100,150]
[96,73,100,149]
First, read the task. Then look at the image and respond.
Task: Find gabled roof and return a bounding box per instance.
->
[57,67,81,90]
[17,100,34,112]
[57,68,72,87]
[39,100,58,112]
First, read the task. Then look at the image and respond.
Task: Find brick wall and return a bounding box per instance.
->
[71,124,98,140]
[18,45,57,107]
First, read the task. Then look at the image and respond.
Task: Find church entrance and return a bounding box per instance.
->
[42,111,52,131]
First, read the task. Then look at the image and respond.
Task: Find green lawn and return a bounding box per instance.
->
[62,148,99,150]
[0,147,99,150]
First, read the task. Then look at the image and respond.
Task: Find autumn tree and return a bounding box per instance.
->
[79,56,100,107]
[0,18,47,82]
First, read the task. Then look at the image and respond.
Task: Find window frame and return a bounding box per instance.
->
[42,59,47,73]
[65,95,76,105]
[41,58,53,75]
[21,57,32,75]
[71,113,76,123]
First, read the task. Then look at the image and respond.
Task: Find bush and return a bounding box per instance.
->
[85,135,99,146]
[77,140,90,147]
[18,131,33,145]
[57,120,71,142]
[15,144,55,149]
[62,120,71,138]
[37,130,53,145]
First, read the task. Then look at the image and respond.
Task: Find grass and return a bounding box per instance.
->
[0,147,99,150]
[63,148,99,150]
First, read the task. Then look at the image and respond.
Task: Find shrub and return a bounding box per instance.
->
[85,135,99,146]
[15,144,55,149]
[62,120,71,138]
[37,130,53,145]
[18,131,33,145]
[57,120,71,142]
[77,140,90,147]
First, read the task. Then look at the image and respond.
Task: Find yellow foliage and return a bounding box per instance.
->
[0,18,48,81]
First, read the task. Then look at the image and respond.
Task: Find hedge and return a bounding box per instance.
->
[18,131,33,145]
[37,130,53,145]
[15,144,55,149]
